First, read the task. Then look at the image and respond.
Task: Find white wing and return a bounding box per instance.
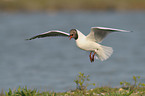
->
[27,30,70,40]
[86,27,130,43]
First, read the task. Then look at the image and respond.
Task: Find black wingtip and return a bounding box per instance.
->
[25,38,32,40]
[25,36,37,40]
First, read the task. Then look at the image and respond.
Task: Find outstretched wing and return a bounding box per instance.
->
[26,30,70,40]
[86,27,130,43]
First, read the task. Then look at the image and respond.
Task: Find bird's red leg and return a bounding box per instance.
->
[89,52,93,62]
[92,52,96,62]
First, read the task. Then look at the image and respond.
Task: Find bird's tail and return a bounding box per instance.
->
[95,45,113,61]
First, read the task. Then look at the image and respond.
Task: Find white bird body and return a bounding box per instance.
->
[27,27,130,62]
[76,32,100,51]
[76,38,100,51]
[75,29,112,61]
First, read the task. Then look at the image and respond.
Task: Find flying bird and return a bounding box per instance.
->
[27,27,130,62]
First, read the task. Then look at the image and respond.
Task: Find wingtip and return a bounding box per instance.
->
[123,30,133,32]
[25,38,32,40]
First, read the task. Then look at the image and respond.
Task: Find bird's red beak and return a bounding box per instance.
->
[69,35,73,40]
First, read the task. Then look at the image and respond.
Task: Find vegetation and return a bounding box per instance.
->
[1,72,145,96]
[0,0,145,12]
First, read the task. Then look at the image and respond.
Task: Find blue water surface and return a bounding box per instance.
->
[0,11,145,92]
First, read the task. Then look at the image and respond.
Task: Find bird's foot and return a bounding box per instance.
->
[92,52,96,62]
[89,52,96,62]
[89,52,92,62]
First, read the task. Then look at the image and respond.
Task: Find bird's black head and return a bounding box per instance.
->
[69,29,78,40]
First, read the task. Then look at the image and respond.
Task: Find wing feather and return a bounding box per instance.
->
[27,30,70,40]
[86,27,130,43]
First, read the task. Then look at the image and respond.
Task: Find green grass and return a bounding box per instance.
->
[1,84,145,96]
[0,0,145,12]
[1,86,145,96]
[1,73,145,96]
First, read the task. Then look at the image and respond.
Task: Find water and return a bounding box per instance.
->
[0,11,145,92]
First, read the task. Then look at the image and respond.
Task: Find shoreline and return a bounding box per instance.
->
[1,86,145,96]
[0,0,145,12]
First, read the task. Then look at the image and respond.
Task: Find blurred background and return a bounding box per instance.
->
[0,0,145,92]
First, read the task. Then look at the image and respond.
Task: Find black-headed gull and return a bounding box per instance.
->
[27,27,130,62]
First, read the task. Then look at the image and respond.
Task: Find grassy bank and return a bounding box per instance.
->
[0,0,145,12]
[1,86,145,96]
[1,72,145,96]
